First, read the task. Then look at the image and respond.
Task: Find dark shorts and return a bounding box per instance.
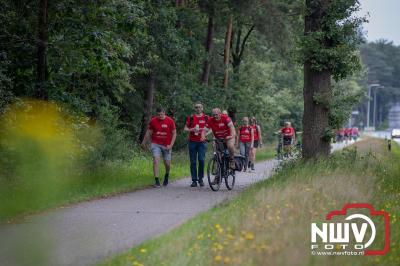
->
[253,140,259,148]
[283,136,293,146]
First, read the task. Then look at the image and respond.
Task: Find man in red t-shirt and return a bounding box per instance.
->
[141,107,177,187]
[201,108,236,171]
[184,103,209,187]
[236,117,254,171]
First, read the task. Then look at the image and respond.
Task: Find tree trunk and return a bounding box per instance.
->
[223,15,233,88]
[232,27,242,74]
[36,0,48,99]
[302,0,332,159]
[201,15,214,86]
[139,72,156,142]
[231,24,254,75]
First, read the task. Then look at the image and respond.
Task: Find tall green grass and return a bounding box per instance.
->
[102,139,400,266]
[0,150,190,223]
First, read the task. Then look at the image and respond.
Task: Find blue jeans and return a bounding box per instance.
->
[239,142,251,170]
[188,141,207,182]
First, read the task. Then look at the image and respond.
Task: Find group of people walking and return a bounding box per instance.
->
[335,127,359,143]
[140,103,262,188]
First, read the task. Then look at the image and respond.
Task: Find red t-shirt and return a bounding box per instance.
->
[186,114,209,142]
[344,128,351,136]
[252,125,259,140]
[281,127,295,137]
[148,115,176,146]
[206,114,232,139]
[239,126,253,143]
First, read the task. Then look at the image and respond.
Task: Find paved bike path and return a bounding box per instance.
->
[0,159,278,266]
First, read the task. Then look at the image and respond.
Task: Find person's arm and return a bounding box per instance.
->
[140,129,152,149]
[257,125,262,146]
[183,117,194,133]
[226,122,236,140]
[183,124,191,132]
[201,125,209,141]
[292,128,296,143]
[235,127,240,146]
[167,129,177,150]
[250,128,254,148]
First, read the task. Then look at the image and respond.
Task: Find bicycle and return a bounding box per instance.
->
[206,139,237,191]
[275,132,295,160]
[275,132,285,160]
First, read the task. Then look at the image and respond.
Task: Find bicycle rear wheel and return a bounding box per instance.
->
[207,156,222,191]
[225,169,235,190]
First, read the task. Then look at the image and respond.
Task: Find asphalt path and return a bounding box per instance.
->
[363,130,400,145]
[0,159,278,266]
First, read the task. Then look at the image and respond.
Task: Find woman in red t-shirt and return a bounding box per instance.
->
[236,117,254,171]
[280,121,295,156]
[249,117,262,170]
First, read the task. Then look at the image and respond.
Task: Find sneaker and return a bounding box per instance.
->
[153,178,161,188]
[198,179,205,187]
[190,181,198,187]
[229,159,236,169]
[251,163,255,171]
[163,176,169,186]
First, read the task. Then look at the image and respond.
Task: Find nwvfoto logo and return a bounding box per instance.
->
[311,203,390,256]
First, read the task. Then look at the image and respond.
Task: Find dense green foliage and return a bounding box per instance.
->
[299,0,366,80]
[0,0,307,154]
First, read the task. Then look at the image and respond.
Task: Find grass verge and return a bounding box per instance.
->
[101,139,400,266]
[0,143,276,223]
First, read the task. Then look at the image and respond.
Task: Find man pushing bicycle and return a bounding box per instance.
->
[201,108,236,171]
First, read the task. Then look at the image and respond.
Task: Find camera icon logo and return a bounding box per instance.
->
[311,203,390,256]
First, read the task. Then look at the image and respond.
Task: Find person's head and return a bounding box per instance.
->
[242,117,249,125]
[194,102,203,115]
[284,121,291,128]
[156,107,166,120]
[250,117,257,125]
[211,108,222,120]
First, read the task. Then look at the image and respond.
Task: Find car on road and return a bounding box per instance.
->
[391,129,400,138]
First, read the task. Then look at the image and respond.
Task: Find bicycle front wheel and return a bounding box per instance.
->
[225,169,235,190]
[207,156,222,191]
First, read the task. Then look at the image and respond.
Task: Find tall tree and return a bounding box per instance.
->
[223,15,233,88]
[300,0,365,159]
[231,23,254,74]
[36,0,48,99]
[139,71,156,142]
[200,15,214,85]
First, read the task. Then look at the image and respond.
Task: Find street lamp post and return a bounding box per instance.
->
[373,85,384,129]
[366,84,380,130]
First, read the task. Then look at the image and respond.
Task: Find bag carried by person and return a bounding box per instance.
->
[234,155,246,171]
